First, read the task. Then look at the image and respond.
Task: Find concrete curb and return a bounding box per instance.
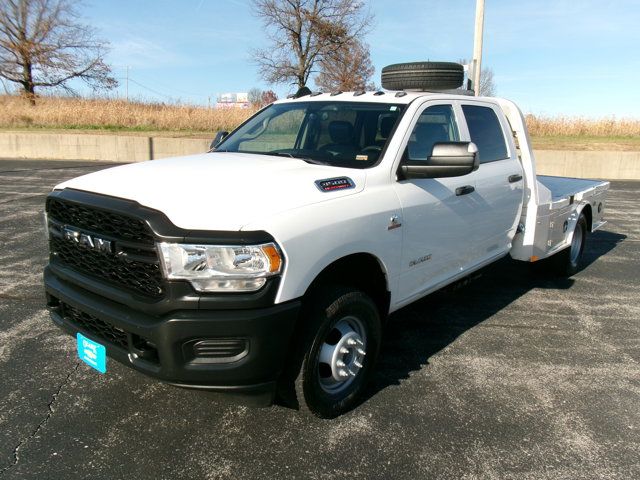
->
[534,150,640,180]
[0,131,210,163]
[0,131,638,179]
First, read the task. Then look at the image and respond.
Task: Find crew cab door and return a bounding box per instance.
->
[392,102,479,307]
[458,102,524,266]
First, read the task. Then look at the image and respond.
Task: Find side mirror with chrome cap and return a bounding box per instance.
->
[400,141,479,179]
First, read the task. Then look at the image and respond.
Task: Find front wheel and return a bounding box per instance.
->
[283,287,382,418]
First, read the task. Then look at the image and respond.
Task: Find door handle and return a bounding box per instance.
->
[455,185,475,196]
[508,174,523,183]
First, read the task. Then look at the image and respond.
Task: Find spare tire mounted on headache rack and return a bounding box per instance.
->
[381,61,464,91]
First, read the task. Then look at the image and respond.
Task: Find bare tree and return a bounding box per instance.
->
[459,58,495,96]
[252,0,373,89]
[315,38,374,92]
[248,87,263,107]
[0,0,117,103]
[478,67,495,97]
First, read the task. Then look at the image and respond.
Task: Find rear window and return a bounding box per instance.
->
[461,105,508,163]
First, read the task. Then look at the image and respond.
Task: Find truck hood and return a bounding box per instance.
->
[54,152,366,231]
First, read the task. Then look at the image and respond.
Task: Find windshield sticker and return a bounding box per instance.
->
[390,106,398,111]
[315,177,355,192]
[355,155,368,161]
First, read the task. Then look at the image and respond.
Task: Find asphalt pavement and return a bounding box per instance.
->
[0,159,638,480]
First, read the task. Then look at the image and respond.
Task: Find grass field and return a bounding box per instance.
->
[525,114,640,150]
[1,95,639,150]
[0,95,253,134]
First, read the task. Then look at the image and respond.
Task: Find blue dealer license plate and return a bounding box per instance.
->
[76,333,107,373]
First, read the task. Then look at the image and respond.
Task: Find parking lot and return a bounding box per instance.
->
[0,159,638,480]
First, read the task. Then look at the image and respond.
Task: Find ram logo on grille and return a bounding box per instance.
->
[63,226,114,253]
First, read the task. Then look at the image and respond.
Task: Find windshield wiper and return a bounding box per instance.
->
[297,157,330,165]
[263,151,330,165]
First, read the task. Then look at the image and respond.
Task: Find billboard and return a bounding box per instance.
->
[217,92,249,108]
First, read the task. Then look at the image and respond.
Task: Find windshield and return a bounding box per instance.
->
[215,101,405,168]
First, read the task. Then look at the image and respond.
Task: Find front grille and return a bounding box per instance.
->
[50,237,163,297]
[60,301,128,350]
[47,198,154,245]
[47,198,164,298]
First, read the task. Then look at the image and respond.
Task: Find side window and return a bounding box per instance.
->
[407,104,459,161]
[461,105,508,163]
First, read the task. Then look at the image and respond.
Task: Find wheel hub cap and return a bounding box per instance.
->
[317,317,367,393]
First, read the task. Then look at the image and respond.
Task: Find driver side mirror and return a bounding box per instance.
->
[210,131,229,150]
[400,142,479,179]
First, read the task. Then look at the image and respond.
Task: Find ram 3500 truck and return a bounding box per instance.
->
[44,64,609,418]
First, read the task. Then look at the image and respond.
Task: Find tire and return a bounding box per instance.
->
[381,61,464,91]
[538,213,588,277]
[281,286,382,418]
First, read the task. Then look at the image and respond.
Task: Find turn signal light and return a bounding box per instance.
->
[262,244,282,273]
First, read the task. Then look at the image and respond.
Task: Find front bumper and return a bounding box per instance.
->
[44,266,300,398]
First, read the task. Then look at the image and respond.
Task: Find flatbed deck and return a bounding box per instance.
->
[538,175,609,202]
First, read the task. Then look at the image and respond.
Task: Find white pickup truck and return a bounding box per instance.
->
[44,63,609,418]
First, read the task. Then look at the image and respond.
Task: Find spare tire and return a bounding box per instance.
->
[381,61,464,91]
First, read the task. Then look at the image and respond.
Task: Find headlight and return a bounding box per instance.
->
[158,242,283,292]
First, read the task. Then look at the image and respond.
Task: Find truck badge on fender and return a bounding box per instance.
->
[315,177,355,192]
[409,254,432,267]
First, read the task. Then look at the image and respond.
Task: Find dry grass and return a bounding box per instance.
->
[1,96,640,150]
[525,114,640,137]
[0,95,257,134]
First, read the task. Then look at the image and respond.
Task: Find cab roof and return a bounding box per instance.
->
[274,90,498,106]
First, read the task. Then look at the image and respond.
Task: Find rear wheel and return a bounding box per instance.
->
[540,213,588,277]
[282,286,381,418]
[567,216,586,272]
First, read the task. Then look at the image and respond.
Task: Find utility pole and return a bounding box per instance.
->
[472,0,485,96]
[126,66,130,101]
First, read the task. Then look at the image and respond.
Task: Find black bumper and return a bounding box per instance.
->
[44,266,300,399]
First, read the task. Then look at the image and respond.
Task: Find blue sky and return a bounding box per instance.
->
[79,0,640,117]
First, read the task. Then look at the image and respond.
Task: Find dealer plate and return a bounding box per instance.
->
[76,333,107,374]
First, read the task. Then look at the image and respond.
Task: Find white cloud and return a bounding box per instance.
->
[108,37,184,69]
